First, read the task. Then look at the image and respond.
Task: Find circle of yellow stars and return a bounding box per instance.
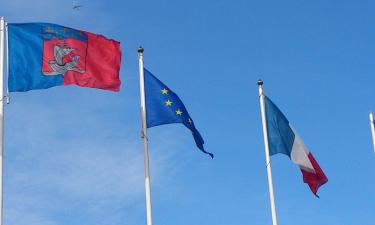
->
[161,87,193,124]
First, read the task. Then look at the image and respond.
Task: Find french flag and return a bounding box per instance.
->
[265,96,328,196]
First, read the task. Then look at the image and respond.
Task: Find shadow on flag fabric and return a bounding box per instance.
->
[144,68,213,158]
[265,96,328,196]
[8,23,121,92]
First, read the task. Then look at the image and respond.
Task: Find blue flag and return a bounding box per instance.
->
[144,68,213,158]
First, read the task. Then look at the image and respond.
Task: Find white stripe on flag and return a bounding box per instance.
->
[290,125,315,173]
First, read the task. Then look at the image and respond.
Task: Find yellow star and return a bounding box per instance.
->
[176,109,183,116]
[188,118,193,124]
[161,88,168,95]
[165,100,172,106]
[45,27,54,33]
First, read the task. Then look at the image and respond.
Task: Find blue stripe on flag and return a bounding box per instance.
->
[265,96,295,157]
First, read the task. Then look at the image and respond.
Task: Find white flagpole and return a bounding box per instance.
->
[138,47,153,225]
[0,17,5,225]
[369,112,375,154]
[258,80,278,225]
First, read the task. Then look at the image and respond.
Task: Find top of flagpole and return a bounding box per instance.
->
[258,79,264,96]
[138,46,144,53]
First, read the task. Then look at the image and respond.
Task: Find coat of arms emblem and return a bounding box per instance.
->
[41,26,88,77]
[43,44,85,76]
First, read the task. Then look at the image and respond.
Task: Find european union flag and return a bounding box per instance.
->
[144,68,213,158]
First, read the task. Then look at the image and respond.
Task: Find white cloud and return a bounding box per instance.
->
[2,92,183,225]
[7,208,57,225]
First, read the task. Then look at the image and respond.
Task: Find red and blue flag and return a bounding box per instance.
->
[8,23,121,92]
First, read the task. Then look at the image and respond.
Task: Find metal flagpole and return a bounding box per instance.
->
[138,47,153,225]
[369,112,375,154]
[258,80,278,225]
[0,17,5,225]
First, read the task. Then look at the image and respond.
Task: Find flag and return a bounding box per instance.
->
[8,23,121,92]
[265,96,328,196]
[144,68,213,158]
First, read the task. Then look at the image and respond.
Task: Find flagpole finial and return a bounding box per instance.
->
[257,79,263,86]
[138,47,144,53]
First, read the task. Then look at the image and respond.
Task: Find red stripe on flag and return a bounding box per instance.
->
[300,153,328,196]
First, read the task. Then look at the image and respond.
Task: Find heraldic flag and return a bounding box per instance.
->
[8,23,121,92]
[144,68,213,158]
[265,96,328,196]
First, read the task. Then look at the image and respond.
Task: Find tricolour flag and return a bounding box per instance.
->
[265,96,328,196]
[144,68,213,158]
[8,23,121,92]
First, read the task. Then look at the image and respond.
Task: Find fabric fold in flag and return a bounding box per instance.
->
[265,96,328,196]
[144,68,213,158]
[8,23,121,92]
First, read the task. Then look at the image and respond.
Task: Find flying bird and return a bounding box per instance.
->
[72,2,83,10]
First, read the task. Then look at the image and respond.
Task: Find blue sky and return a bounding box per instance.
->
[1,0,375,224]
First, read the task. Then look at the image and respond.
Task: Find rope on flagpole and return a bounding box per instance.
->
[141,130,149,141]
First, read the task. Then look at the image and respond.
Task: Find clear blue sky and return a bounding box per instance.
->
[1,0,375,224]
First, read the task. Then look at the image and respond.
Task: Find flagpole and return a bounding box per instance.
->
[138,47,153,225]
[258,80,278,225]
[369,112,375,154]
[0,17,5,225]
